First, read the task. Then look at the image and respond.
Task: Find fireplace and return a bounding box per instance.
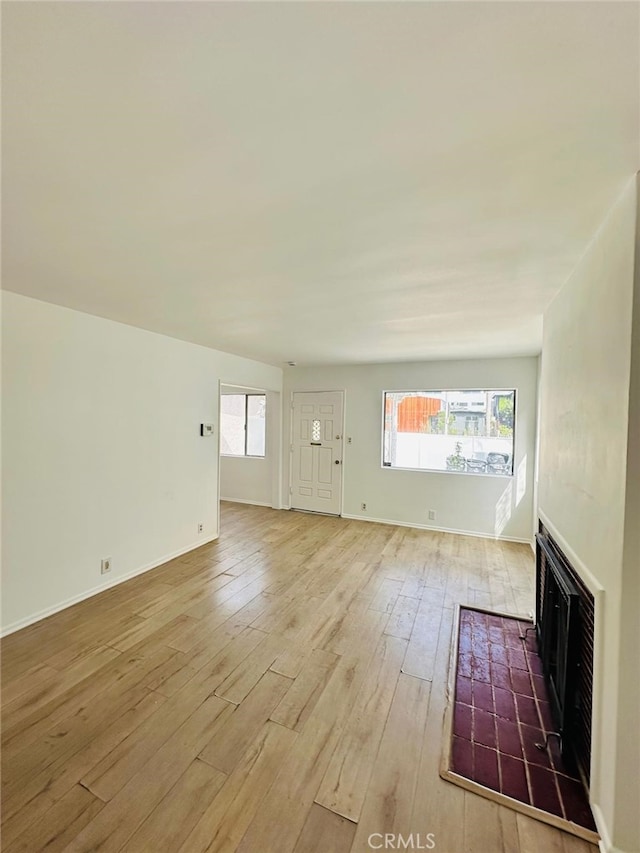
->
[535,524,595,784]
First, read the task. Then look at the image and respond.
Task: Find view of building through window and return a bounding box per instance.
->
[383,390,515,475]
[220,393,266,457]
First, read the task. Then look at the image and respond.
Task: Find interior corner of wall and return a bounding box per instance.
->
[591,801,630,853]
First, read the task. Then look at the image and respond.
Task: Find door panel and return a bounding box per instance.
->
[317,447,333,484]
[291,391,344,514]
[299,446,313,482]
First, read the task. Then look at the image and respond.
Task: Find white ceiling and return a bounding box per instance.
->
[2,2,639,366]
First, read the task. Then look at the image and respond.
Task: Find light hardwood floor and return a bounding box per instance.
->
[1,503,598,853]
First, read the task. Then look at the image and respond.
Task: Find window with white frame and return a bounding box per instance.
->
[382,389,515,476]
[220,394,266,457]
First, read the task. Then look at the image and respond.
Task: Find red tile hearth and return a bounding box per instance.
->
[448,607,597,835]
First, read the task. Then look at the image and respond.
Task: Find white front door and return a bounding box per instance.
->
[290,391,344,515]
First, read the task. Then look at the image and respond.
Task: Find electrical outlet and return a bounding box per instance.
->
[361,502,367,511]
[101,557,112,575]
[428,510,436,521]
[198,523,204,534]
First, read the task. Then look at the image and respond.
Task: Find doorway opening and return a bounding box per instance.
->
[218,383,282,532]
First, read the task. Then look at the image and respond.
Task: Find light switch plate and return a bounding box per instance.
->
[200,423,214,436]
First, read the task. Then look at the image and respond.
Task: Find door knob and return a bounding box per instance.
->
[335,460,341,465]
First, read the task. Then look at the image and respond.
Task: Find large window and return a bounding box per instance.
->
[220,394,266,457]
[382,389,515,476]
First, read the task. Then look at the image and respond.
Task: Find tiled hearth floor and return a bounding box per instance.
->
[449,607,597,834]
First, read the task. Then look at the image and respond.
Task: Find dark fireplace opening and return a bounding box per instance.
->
[536,523,595,786]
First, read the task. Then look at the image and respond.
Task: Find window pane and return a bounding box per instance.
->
[220,394,246,456]
[246,394,266,456]
[383,390,515,476]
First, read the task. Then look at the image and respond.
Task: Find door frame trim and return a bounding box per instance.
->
[288,389,346,516]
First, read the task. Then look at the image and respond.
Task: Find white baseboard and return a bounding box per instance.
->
[340,512,531,543]
[0,534,219,638]
[220,497,273,508]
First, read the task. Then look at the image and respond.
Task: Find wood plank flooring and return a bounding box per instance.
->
[1,502,597,853]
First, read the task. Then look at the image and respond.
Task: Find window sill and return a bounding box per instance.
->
[220,454,266,460]
[381,464,513,479]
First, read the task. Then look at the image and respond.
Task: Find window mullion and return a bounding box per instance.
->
[244,394,249,456]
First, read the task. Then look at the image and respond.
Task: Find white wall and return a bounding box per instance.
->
[220,454,272,506]
[538,176,638,853]
[617,193,640,853]
[219,384,278,507]
[283,357,538,542]
[1,292,282,634]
